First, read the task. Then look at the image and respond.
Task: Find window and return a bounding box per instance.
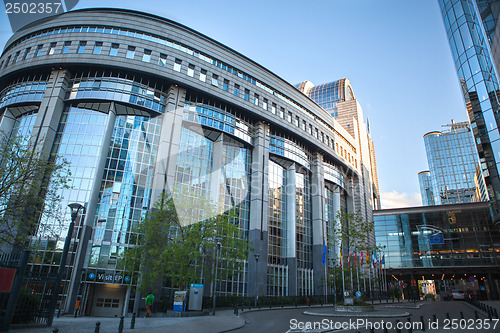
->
[158,53,167,66]
[287,111,292,122]
[314,128,318,139]
[223,79,229,91]
[279,107,285,118]
[211,74,219,87]
[4,56,10,67]
[174,58,182,72]
[294,115,299,126]
[253,94,259,106]
[234,84,240,96]
[263,98,268,110]
[93,42,103,55]
[271,103,276,114]
[244,89,250,101]
[12,51,20,63]
[47,42,57,55]
[126,46,135,59]
[62,41,71,54]
[23,47,31,60]
[199,69,207,82]
[77,41,86,54]
[34,45,43,57]
[301,120,306,130]
[309,124,313,135]
[142,49,151,63]
[109,43,119,56]
[187,64,195,77]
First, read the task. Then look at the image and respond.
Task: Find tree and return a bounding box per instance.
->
[122,187,250,292]
[328,210,383,301]
[0,132,70,253]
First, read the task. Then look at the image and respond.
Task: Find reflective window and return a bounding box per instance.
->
[12,51,20,63]
[269,133,311,169]
[158,53,167,66]
[222,79,229,91]
[126,46,135,59]
[34,44,43,57]
[0,80,47,109]
[244,89,249,101]
[93,41,103,55]
[234,84,239,96]
[77,41,86,54]
[142,49,151,63]
[211,74,218,87]
[109,43,119,57]
[62,41,71,54]
[271,103,276,114]
[174,58,182,72]
[47,42,56,55]
[187,64,195,77]
[23,47,31,60]
[253,94,259,106]
[199,69,206,82]
[263,98,268,110]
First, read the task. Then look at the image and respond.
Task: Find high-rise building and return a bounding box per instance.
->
[418,120,488,205]
[0,9,378,317]
[438,0,500,225]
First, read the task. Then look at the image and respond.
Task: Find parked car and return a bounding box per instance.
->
[451,289,466,300]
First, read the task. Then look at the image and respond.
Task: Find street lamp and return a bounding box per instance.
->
[254,253,260,307]
[212,239,222,316]
[48,203,85,326]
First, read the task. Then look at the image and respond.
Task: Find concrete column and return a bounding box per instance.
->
[311,153,326,296]
[150,86,187,202]
[248,122,269,298]
[30,69,71,156]
[286,164,297,296]
[65,103,117,314]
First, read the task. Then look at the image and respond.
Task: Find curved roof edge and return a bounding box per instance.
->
[423,131,442,138]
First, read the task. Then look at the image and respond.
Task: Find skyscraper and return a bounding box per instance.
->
[419,120,488,205]
[438,0,500,225]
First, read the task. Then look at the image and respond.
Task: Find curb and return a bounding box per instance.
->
[303,310,411,318]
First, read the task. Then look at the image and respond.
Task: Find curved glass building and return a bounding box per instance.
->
[0,8,379,316]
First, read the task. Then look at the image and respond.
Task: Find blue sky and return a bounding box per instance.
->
[0,0,468,208]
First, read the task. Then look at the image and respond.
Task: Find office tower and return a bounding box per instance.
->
[438,0,500,225]
[418,120,488,205]
[0,9,378,316]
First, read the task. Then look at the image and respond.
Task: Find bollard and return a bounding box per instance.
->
[460,311,464,319]
[95,322,101,333]
[494,308,499,319]
[118,316,124,333]
[420,315,426,331]
[396,320,401,333]
[433,314,436,322]
[407,317,412,333]
[488,307,493,320]
[130,312,136,329]
[475,310,479,320]
[370,327,375,333]
[446,312,450,320]
[53,329,59,333]
[233,305,238,315]
[384,326,389,333]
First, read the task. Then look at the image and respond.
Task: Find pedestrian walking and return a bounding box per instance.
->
[145,291,154,318]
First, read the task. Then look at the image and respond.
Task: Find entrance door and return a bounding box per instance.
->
[90,284,126,317]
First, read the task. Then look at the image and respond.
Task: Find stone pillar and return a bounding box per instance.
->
[150,86,187,201]
[332,186,342,261]
[65,103,117,314]
[286,164,297,296]
[248,122,269,297]
[311,153,326,296]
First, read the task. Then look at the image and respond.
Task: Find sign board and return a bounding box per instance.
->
[0,268,16,292]
[173,291,187,312]
[189,284,204,311]
[429,234,444,245]
[355,291,362,297]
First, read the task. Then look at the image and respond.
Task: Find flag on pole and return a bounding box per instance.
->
[354,250,357,267]
[360,250,363,265]
[321,240,326,265]
[347,251,350,267]
[339,246,342,266]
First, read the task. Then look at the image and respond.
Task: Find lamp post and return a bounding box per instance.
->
[212,239,222,316]
[48,203,84,326]
[254,253,260,307]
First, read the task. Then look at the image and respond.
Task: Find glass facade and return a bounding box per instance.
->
[421,122,487,205]
[305,79,355,118]
[418,171,435,206]
[374,204,500,268]
[439,0,500,220]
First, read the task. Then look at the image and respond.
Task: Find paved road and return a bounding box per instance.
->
[234,301,500,333]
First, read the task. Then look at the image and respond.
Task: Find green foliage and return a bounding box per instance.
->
[0,133,70,251]
[424,293,435,301]
[122,187,249,292]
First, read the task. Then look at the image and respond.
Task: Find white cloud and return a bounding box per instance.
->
[380,191,422,209]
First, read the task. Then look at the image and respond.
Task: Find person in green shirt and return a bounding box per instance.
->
[145,291,154,318]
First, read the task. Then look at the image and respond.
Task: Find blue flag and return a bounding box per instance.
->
[321,240,326,265]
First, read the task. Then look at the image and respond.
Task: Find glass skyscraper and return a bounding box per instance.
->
[418,121,488,205]
[438,0,500,225]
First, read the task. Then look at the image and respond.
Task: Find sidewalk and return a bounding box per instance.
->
[7,310,245,333]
